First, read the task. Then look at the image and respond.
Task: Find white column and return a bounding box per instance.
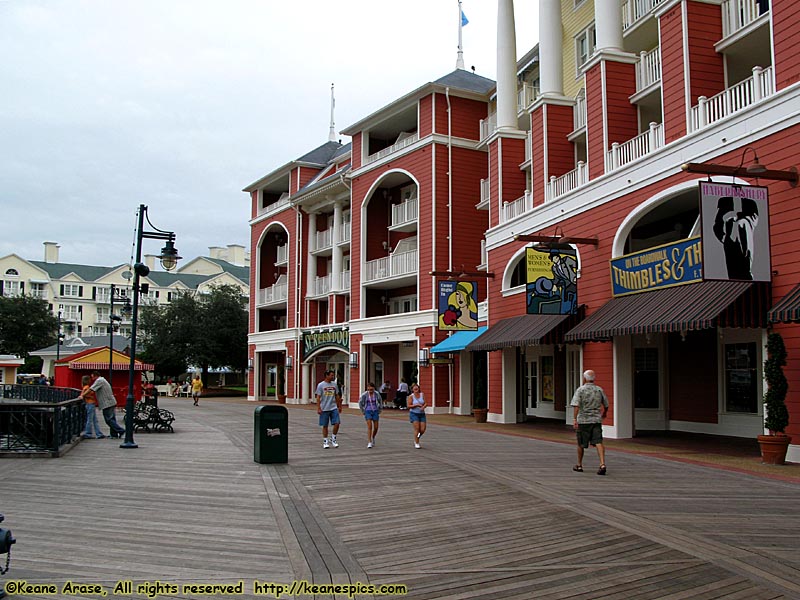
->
[306,211,317,297]
[595,0,624,52]
[332,202,343,292]
[302,361,312,404]
[496,0,518,130]
[539,0,563,96]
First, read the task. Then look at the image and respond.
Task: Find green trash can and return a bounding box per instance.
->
[254,405,288,464]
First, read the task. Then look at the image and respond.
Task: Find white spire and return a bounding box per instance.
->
[328,83,336,143]
[456,0,466,70]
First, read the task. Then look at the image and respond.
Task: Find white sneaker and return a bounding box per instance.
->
[331,436,339,448]
[414,442,421,449]
[323,439,330,449]
[367,442,373,449]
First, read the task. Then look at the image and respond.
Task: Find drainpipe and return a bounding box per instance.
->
[291,204,303,401]
[446,86,454,414]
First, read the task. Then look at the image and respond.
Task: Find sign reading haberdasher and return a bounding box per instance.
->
[610,238,703,297]
[699,182,771,282]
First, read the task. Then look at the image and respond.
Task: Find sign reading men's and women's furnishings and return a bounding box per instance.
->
[526,246,579,315]
[610,182,771,298]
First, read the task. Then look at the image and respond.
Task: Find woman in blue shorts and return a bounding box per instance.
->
[408,383,427,448]
[358,382,382,448]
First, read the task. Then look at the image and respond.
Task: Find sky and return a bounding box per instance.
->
[1,0,539,268]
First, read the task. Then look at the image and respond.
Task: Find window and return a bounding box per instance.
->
[30,283,46,299]
[61,305,81,320]
[390,295,417,315]
[575,24,596,73]
[724,343,758,413]
[2,281,21,297]
[634,348,659,409]
[5,269,18,276]
[541,355,554,402]
[62,284,82,297]
[509,257,526,288]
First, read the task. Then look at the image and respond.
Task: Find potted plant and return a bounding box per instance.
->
[758,332,792,464]
[276,364,287,404]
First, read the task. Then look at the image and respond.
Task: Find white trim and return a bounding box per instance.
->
[682,0,692,135]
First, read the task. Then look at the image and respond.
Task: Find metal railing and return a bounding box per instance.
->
[391,197,418,228]
[636,47,661,92]
[0,385,83,455]
[605,122,664,172]
[689,66,774,132]
[622,0,667,30]
[363,250,418,283]
[722,0,769,37]
[500,191,533,223]
[365,133,419,165]
[546,162,588,201]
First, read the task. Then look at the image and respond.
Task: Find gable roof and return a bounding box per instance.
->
[243,140,347,191]
[30,261,122,281]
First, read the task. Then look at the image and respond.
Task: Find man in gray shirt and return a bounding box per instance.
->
[570,369,609,475]
[90,371,126,439]
[315,370,342,449]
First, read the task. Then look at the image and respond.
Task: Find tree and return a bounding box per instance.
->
[0,295,59,358]
[764,332,790,434]
[138,292,198,377]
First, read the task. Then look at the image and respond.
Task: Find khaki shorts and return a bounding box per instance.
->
[576,423,603,448]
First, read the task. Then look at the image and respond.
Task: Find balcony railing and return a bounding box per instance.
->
[524,130,532,163]
[337,225,351,244]
[517,83,540,113]
[546,162,588,201]
[313,228,333,252]
[480,112,497,142]
[622,0,667,30]
[573,89,587,132]
[363,250,418,283]
[391,197,418,228]
[275,244,288,264]
[339,270,351,291]
[313,274,331,297]
[689,66,774,132]
[500,191,533,223]
[478,178,490,208]
[258,192,290,216]
[256,280,288,306]
[478,239,487,270]
[365,132,419,165]
[0,386,84,456]
[722,0,769,37]
[636,47,661,92]
[605,122,664,172]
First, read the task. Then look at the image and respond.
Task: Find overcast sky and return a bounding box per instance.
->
[1,0,539,268]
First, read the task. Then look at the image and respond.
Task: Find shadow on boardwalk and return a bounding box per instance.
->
[1,397,799,599]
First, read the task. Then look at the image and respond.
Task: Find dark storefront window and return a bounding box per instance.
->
[634,347,659,409]
[724,343,758,413]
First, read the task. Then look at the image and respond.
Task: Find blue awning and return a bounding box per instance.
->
[430,327,487,353]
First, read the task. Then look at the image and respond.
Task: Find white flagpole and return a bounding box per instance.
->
[456,0,465,70]
[328,83,336,142]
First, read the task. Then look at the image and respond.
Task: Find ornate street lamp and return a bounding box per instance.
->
[108,284,132,387]
[55,310,64,364]
[122,205,181,449]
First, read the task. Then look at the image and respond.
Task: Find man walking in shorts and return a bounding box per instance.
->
[570,369,609,475]
[316,370,342,449]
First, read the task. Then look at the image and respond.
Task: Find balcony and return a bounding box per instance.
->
[500,191,533,224]
[476,178,490,209]
[337,224,351,245]
[517,83,540,114]
[622,0,667,30]
[390,197,418,231]
[480,112,497,142]
[546,162,588,201]
[365,132,419,165]
[605,122,664,172]
[256,276,288,307]
[722,0,769,38]
[478,239,488,271]
[312,274,331,297]
[275,244,288,265]
[689,66,774,132]
[258,192,290,217]
[573,89,587,133]
[311,228,333,254]
[363,250,418,284]
[524,130,532,164]
[635,47,661,93]
[339,270,351,291]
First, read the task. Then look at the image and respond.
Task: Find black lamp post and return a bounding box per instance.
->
[55,310,64,363]
[122,204,181,449]
[108,284,132,388]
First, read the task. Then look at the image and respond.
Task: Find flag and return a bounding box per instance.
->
[461,10,469,27]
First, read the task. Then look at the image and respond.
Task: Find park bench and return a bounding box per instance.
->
[130,401,175,433]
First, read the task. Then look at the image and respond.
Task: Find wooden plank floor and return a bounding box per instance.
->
[2,397,798,599]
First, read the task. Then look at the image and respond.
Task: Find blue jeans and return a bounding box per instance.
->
[84,404,103,437]
[102,405,126,437]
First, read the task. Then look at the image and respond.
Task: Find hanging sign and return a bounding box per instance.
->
[526,246,578,314]
[438,281,479,330]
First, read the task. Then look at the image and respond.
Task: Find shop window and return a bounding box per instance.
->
[724,342,758,413]
[634,348,659,409]
[541,355,554,402]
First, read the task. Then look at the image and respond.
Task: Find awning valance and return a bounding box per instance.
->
[466,314,573,352]
[430,327,487,353]
[68,361,154,371]
[769,284,800,323]
[564,280,766,342]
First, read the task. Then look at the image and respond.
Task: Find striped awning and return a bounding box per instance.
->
[466,314,573,352]
[769,284,800,323]
[68,361,154,371]
[565,280,764,342]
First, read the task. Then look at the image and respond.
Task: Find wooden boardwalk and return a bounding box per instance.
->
[2,397,799,599]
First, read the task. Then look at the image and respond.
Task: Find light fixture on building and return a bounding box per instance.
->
[418,348,430,367]
[247,358,254,371]
[285,356,293,370]
[739,147,767,175]
[349,351,359,369]
[382,241,390,251]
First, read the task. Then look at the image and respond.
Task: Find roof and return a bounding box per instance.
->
[432,70,496,94]
[243,141,346,191]
[204,258,249,283]
[30,261,121,281]
[564,281,765,342]
[769,284,800,323]
[466,314,575,352]
[31,335,131,356]
[430,327,487,353]
[144,272,214,288]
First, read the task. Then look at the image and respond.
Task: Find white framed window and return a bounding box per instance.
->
[62,283,82,297]
[96,306,110,321]
[30,283,46,299]
[575,24,596,73]
[390,295,417,315]
[2,281,21,297]
[61,304,81,320]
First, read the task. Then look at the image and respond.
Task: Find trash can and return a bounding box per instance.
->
[254,405,288,464]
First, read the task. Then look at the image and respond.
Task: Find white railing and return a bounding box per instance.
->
[546,162,588,201]
[339,270,351,291]
[524,130,532,162]
[275,244,288,264]
[605,122,664,172]
[517,83,540,113]
[722,0,769,37]
[689,66,774,132]
[500,191,533,223]
[337,225,351,244]
[365,132,419,165]
[313,228,333,252]
[313,274,331,297]
[479,178,490,206]
[636,47,661,92]
[480,112,497,142]
[573,89,587,131]
[363,250,418,283]
[258,192,290,216]
[478,239,488,270]
[622,0,667,30]
[391,197,418,227]
[257,281,288,306]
